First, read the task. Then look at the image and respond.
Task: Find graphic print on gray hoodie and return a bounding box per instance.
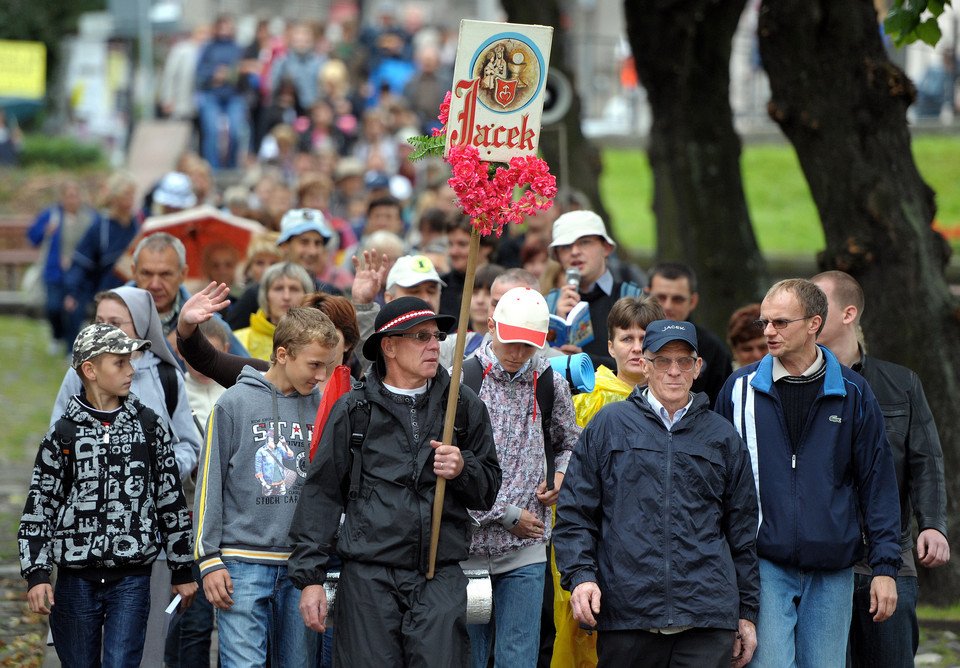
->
[194,366,320,577]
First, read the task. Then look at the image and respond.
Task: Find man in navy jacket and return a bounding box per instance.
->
[556,320,760,668]
[714,278,901,668]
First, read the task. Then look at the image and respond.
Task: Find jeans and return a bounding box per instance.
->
[847,573,919,668]
[315,626,333,668]
[314,554,341,668]
[748,558,854,668]
[538,547,554,668]
[216,561,317,668]
[49,572,152,668]
[44,280,67,342]
[198,92,247,169]
[51,279,86,350]
[468,562,545,668]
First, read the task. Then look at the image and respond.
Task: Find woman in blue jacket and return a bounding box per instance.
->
[62,171,141,347]
[26,179,99,353]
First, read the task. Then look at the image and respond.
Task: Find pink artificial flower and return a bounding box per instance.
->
[443,131,556,237]
[438,91,452,126]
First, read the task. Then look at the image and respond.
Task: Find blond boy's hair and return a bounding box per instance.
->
[272,307,338,363]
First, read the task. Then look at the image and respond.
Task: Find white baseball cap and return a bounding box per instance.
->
[492,287,550,348]
[386,255,446,290]
[548,210,616,258]
[154,172,197,210]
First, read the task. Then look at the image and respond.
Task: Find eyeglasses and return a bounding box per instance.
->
[643,355,698,372]
[753,316,814,331]
[96,317,134,329]
[390,331,447,343]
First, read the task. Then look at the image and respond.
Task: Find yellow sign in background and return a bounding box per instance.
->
[0,40,46,99]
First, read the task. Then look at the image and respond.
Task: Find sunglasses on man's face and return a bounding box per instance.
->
[390,331,447,343]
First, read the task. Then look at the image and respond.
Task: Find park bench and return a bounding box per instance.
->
[0,215,41,315]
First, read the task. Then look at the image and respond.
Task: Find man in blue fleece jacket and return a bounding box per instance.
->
[714,278,901,668]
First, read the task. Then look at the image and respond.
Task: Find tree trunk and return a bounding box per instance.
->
[625,0,768,338]
[500,0,611,225]
[759,0,960,604]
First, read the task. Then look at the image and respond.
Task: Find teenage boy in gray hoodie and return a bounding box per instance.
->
[193,307,340,668]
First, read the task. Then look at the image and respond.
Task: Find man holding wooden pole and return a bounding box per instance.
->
[288,297,501,667]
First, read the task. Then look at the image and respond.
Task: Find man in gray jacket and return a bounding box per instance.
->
[555,320,760,668]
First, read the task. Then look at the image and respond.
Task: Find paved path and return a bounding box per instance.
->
[0,458,47,667]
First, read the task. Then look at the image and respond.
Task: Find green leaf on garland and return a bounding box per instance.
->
[407,134,447,161]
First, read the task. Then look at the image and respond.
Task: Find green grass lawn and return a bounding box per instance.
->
[919,602,960,621]
[0,316,65,463]
[601,134,960,255]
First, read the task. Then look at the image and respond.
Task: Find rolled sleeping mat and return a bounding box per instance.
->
[549,352,596,394]
[322,568,493,627]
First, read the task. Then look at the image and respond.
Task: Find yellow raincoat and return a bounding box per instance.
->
[234,309,275,362]
[551,365,637,667]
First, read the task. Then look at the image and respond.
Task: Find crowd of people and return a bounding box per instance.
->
[12,11,951,668]
[157,9,451,173]
[18,186,952,668]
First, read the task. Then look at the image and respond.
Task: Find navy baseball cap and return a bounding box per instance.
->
[364,171,391,191]
[642,320,699,354]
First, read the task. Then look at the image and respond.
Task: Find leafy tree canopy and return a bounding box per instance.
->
[885,0,954,46]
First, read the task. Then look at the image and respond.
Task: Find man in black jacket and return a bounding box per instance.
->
[812,271,950,668]
[554,320,759,668]
[287,297,501,667]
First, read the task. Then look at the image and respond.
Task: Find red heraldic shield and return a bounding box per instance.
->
[495,77,518,107]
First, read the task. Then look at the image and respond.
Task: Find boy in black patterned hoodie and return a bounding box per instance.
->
[19,323,197,668]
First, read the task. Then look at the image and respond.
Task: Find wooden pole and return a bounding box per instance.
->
[426,228,481,579]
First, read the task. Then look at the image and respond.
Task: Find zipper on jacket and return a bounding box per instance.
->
[792,452,800,564]
[664,431,674,626]
[791,454,796,469]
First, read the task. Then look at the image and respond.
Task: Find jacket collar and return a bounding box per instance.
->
[65,392,141,428]
[250,309,276,336]
[366,363,450,408]
[626,384,710,429]
[750,344,846,397]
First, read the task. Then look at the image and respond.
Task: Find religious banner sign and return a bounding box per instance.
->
[444,20,554,163]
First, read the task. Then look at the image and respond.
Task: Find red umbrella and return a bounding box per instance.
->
[136,205,266,279]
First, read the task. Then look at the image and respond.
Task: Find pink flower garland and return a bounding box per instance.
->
[433,91,557,237]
